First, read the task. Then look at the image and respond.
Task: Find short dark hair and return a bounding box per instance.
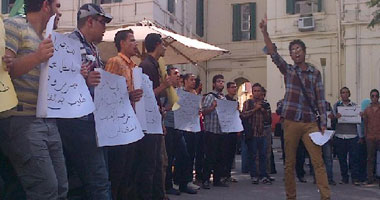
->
[261,86,266,93]
[289,39,306,53]
[227,82,236,88]
[114,29,134,52]
[252,82,262,89]
[212,74,224,84]
[166,65,177,75]
[145,33,162,53]
[195,77,201,89]
[183,73,195,81]
[370,89,379,96]
[25,0,53,13]
[340,86,350,94]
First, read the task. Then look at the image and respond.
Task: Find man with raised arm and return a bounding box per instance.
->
[259,17,330,200]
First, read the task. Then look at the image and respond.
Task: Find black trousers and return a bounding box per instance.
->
[202,132,226,183]
[135,134,164,200]
[222,132,238,178]
[108,142,137,200]
[165,128,190,189]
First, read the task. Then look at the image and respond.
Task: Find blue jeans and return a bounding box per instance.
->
[57,119,111,200]
[247,136,267,178]
[0,117,68,200]
[334,136,360,181]
[241,134,249,173]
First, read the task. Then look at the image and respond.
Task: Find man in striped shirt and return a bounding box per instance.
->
[260,17,330,200]
[0,0,68,199]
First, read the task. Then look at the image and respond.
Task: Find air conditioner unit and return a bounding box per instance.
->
[298,16,315,32]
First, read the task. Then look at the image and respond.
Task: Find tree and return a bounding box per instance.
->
[368,0,380,28]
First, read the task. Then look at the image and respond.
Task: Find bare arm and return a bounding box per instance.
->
[259,16,288,75]
[259,17,275,55]
[7,36,54,78]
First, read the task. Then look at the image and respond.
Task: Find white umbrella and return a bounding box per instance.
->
[98,24,229,65]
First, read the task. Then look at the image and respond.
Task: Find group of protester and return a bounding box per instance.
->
[0,1,273,200]
[0,1,379,200]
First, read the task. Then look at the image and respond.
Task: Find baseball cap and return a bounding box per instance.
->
[77,3,113,23]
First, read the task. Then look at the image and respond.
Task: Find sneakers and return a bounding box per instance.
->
[352,180,360,186]
[187,182,200,190]
[173,184,179,190]
[166,188,180,196]
[224,177,238,183]
[179,185,197,194]
[268,176,275,182]
[213,181,229,187]
[329,180,337,186]
[298,177,307,183]
[202,181,211,189]
[260,177,272,185]
[251,177,259,184]
[339,178,349,184]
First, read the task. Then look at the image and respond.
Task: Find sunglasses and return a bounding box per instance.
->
[371,95,379,98]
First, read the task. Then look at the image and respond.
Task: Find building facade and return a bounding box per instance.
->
[2,0,379,106]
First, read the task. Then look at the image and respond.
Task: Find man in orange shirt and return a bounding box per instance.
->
[105,29,143,199]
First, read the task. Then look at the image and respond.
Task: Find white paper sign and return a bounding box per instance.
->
[36,15,56,117]
[37,32,95,118]
[174,89,201,132]
[133,67,147,130]
[94,69,144,147]
[215,99,244,133]
[309,130,335,146]
[326,111,332,129]
[141,74,163,134]
[337,106,361,124]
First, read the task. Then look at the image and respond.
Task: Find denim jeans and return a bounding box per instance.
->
[0,117,68,200]
[0,139,26,200]
[247,136,267,178]
[334,136,360,181]
[241,134,249,173]
[57,119,110,200]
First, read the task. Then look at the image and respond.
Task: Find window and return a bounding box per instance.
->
[196,0,204,37]
[2,0,16,14]
[232,3,256,41]
[286,0,322,14]
[93,0,122,4]
[168,0,175,14]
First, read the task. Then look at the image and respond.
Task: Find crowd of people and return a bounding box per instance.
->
[0,1,379,200]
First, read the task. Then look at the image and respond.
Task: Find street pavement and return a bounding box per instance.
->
[169,137,380,200]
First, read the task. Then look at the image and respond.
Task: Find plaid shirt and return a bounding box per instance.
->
[202,90,225,134]
[271,52,327,127]
[242,99,270,137]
